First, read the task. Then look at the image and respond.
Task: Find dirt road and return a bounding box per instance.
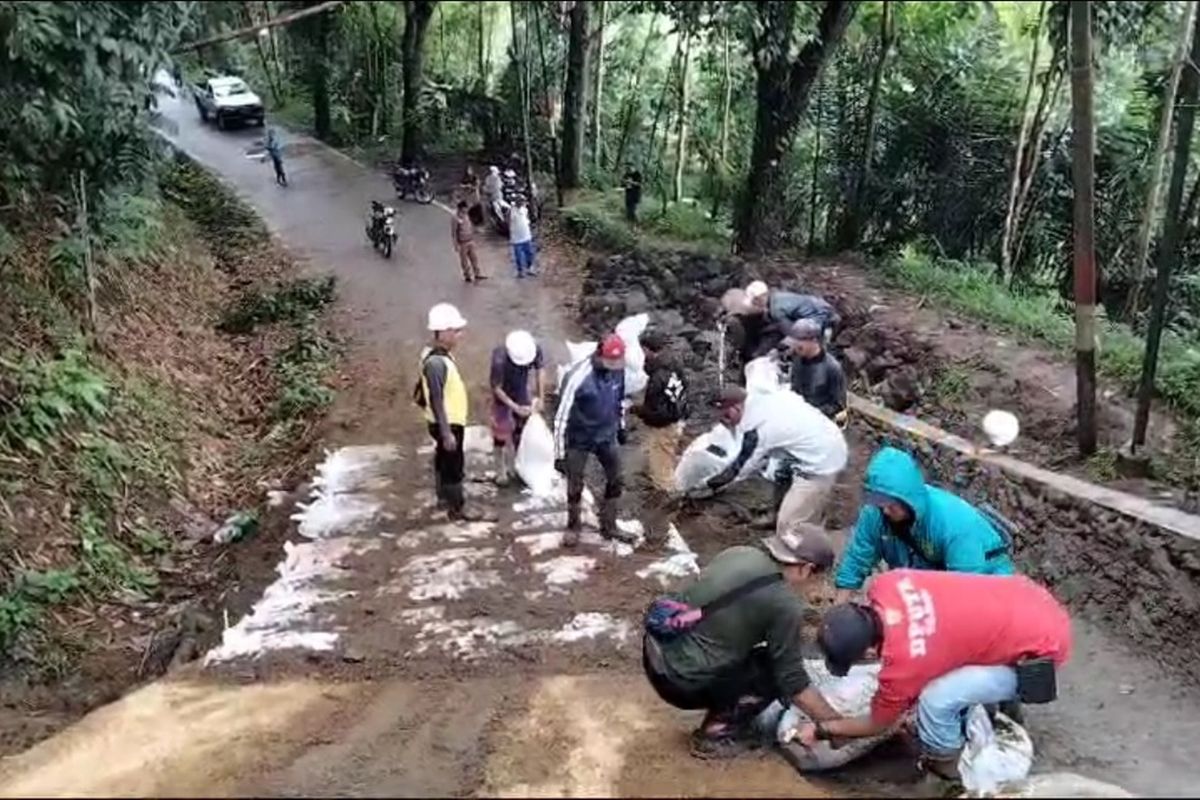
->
[2,87,1200,798]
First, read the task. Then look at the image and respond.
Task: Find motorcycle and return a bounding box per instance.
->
[392,166,434,204]
[366,202,398,258]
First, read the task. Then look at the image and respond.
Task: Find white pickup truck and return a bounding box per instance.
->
[193,75,265,130]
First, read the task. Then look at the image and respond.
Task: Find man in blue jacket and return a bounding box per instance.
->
[834,446,1015,602]
[554,334,637,546]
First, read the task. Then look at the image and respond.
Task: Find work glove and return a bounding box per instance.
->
[554,458,567,475]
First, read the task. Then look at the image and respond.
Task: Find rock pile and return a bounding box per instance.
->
[577,249,939,415]
[578,250,750,426]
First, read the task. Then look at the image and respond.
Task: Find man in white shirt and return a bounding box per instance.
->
[699,386,847,535]
[508,194,537,278]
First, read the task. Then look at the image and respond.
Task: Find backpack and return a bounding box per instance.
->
[411,350,440,409]
[643,572,782,643]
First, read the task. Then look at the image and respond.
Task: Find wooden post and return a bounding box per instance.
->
[1069,0,1097,456]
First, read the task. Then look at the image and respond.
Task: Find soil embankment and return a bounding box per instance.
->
[0,157,337,754]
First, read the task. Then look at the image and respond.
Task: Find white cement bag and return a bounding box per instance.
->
[985,773,1133,798]
[514,414,556,496]
[554,313,648,397]
[616,312,650,396]
[556,341,597,392]
[769,659,895,772]
[745,355,786,395]
[959,706,1033,796]
[673,423,741,494]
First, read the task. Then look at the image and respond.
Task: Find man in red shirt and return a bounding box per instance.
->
[793,570,1072,779]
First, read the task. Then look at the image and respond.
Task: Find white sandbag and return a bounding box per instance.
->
[745,355,785,395]
[554,313,648,397]
[514,414,557,496]
[959,705,1033,796]
[770,659,896,772]
[556,340,597,392]
[673,423,741,494]
[616,313,650,396]
[986,772,1133,798]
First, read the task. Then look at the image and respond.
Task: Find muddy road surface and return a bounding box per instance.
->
[2,87,1199,798]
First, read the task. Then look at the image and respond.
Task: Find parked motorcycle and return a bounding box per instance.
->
[366,201,398,258]
[392,166,434,204]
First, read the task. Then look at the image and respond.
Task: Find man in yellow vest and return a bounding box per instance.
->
[418,302,487,521]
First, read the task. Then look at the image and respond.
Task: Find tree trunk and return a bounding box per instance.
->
[477,2,486,88]
[310,7,332,141]
[709,23,734,221]
[672,28,693,203]
[646,41,680,207]
[1133,6,1200,451]
[401,0,436,163]
[1127,0,1199,319]
[534,1,563,206]
[808,73,825,255]
[1009,66,1064,278]
[510,2,536,198]
[999,0,1047,278]
[559,0,592,194]
[837,1,893,249]
[735,0,858,255]
[591,0,607,170]
[438,3,447,75]
[1069,0,1098,457]
[719,23,732,165]
[612,14,659,174]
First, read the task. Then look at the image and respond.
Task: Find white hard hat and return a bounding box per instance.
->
[982,409,1020,447]
[505,330,537,366]
[721,288,753,315]
[489,165,499,174]
[745,280,769,300]
[427,302,467,332]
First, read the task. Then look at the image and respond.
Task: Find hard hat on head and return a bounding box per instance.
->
[599,334,626,360]
[505,330,538,366]
[721,288,753,315]
[427,302,468,332]
[745,280,769,301]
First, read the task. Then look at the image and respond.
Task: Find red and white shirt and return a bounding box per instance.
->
[867,569,1072,724]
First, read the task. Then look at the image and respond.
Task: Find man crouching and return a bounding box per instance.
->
[642,525,843,759]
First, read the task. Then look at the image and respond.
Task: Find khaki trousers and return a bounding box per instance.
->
[643,423,683,493]
[776,473,835,536]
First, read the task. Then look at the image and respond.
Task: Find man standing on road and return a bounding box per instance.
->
[698,386,847,535]
[632,329,689,493]
[554,334,636,546]
[834,446,1015,603]
[795,570,1072,780]
[508,194,537,278]
[451,200,486,283]
[623,165,643,224]
[642,526,845,759]
[265,127,287,187]
[780,319,847,423]
[416,303,489,521]
[491,330,544,487]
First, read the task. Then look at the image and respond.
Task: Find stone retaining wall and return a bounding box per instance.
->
[849,396,1200,684]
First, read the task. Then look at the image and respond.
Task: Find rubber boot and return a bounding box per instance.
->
[493,448,510,487]
[564,503,582,547]
[600,499,637,544]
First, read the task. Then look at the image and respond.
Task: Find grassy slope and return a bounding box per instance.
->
[0,158,338,704]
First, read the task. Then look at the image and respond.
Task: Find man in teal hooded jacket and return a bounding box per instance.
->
[834,447,1015,600]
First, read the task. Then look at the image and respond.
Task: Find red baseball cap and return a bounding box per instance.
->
[599,334,626,359]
